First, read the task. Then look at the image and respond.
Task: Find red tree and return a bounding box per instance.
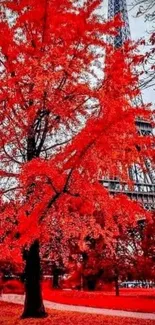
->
[0,0,154,318]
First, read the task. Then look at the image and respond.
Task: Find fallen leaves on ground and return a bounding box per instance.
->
[0,302,155,325]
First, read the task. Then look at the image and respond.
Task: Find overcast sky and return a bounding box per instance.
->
[99,0,155,106]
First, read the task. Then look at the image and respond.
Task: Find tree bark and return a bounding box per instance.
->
[86,275,97,291]
[21,240,47,318]
[21,108,49,318]
[114,276,120,296]
[52,266,60,289]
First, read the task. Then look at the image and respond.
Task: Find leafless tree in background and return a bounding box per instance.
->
[130,1,155,91]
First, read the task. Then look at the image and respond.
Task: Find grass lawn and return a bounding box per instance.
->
[42,286,155,313]
[0,301,155,325]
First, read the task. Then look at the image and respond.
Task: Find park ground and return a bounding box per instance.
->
[0,301,155,325]
[43,285,155,313]
[2,280,155,313]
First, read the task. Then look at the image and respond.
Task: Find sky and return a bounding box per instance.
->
[99,0,155,106]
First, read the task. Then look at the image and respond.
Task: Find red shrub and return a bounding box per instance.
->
[3,279,24,294]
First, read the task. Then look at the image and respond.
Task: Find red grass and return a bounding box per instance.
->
[42,281,155,313]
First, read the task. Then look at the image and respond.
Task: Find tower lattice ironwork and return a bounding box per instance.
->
[100,0,155,210]
[108,0,130,47]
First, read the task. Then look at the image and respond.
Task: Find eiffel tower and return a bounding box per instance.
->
[100,0,155,210]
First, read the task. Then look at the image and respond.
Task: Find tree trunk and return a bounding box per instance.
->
[21,240,47,318]
[86,275,96,291]
[114,276,120,296]
[52,267,59,288]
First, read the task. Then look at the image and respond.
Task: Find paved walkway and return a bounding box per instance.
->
[0,293,155,320]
